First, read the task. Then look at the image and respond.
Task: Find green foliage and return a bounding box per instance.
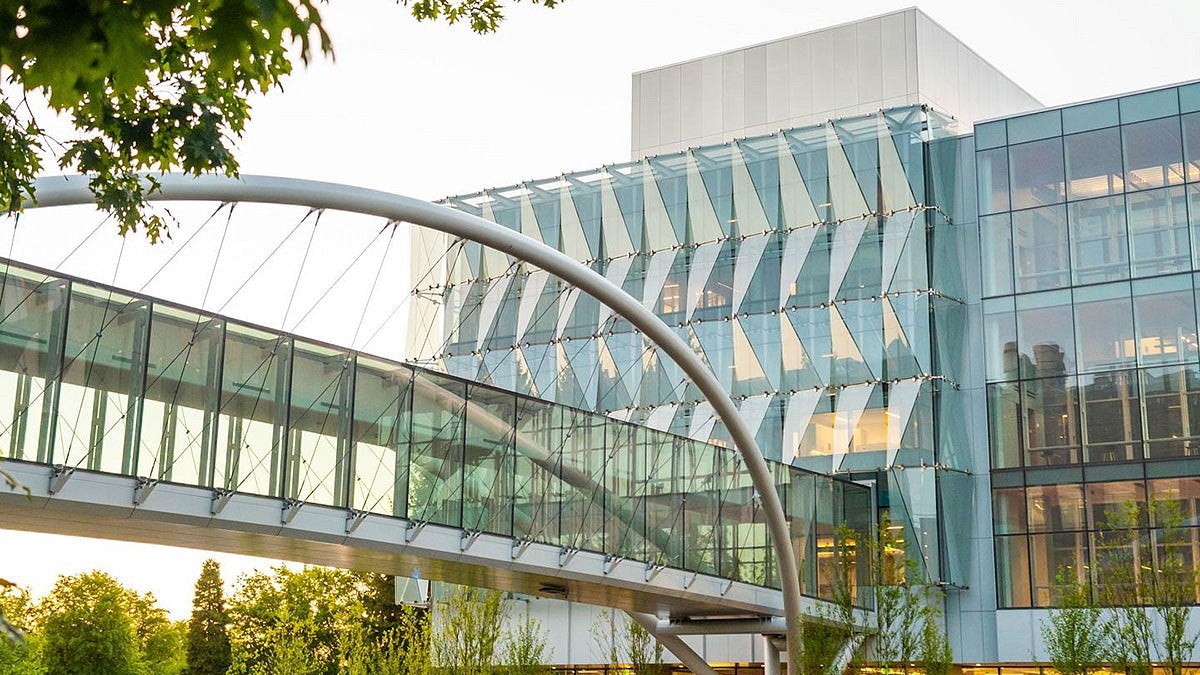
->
[0,584,39,673]
[0,0,562,242]
[797,612,850,675]
[590,609,665,675]
[432,585,506,673]
[504,611,551,673]
[1040,576,1107,675]
[919,610,952,675]
[185,559,231,675]
[36,571,143,675]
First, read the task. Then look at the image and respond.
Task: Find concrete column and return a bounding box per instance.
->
[762,634,781,675]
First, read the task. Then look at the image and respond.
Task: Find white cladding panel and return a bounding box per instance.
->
[631,8,1042,158]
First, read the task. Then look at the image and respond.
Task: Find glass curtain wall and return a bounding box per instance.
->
[978,81,1200,607]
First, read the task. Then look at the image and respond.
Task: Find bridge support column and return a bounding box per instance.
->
[762,634,781,675]
[626,612,717,675]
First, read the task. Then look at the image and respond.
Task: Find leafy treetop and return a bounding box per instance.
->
[0,0,562,242]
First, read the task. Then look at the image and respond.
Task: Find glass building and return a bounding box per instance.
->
[405,8,1200,666]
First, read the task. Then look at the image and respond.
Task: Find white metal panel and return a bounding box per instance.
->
[679,60,703,144]
[700,55,724,138]
[787,35,813,121]
[658,64,682,153]
[721,50,745,136]
[638,69,661,153]
[880,10,910,100]
[809,29,835,116]
[832,24,858,110]
[856,17,884,105]
[764,39,789,127]
[743,44,768,128]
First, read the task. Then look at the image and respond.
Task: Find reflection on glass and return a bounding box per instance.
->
[1021,377,1079,466]
[980,214,1014,296]
[1086,480,1146,529]
[350,357,411,516]
[1010,138,1066,210]
[1079,370,1142,463]
[0,269,66,463]
[995,534,1032,608]
[1123,117,1185,191]
[1141,365,1200,459]
[1013,205,1070,292]
[1016,290,1075,379]
[214,325,289,496]
[1132,274,1198,366]
[139,306,222,485]
[988,383,1021,469]
[1184,113,1200,183]
[1065,128,1124,200]
[55,286,149,475]
[287,341,351,507]
[977,148,1011,215]
[1069,196,1129,284]
[1031,531,1086,606]
[993,487,1027,534]
[409,370,466,527]
[1126,186,1190,276]
[1072,283,1135,373]
[983,298,1017,382]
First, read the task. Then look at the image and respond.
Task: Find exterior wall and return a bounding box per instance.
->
[631,8,1040,160]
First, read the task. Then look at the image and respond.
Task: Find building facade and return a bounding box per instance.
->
[407,8,1200,667]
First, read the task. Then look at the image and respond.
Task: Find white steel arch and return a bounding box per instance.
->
[27,173,808,666]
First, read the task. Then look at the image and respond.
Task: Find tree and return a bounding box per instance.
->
[0,583,39,674]
[431,585,506,674]
[1039,576,1108,675]
[504,610,551,674]
[590,609,665,675]
[1,0,562,242]
[186,559,232,675]
[36,571,143,675]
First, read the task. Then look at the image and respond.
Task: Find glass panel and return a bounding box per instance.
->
[1087,480,1147,530]
[1063,99,1119,135]
[644,432,684,569]
[408,370,465,527]
[983,298,1017,382]
[604,422,646,561]
[1123,117,1185,191]
[1148,477,1200,526]
[1009,138,1065,210]
[214,325,290,496]
[283,341,350,507]
[1065,128,1124,200]
[1119,88,1179,124]
[995,535,1032,608]
[1031,532,1087,606]
[1126,186,1190,276]
[988,382,1022,469]
[138,306,221,485]
[1132,274,1198,366]
[350,357,411,517]
[975,121,1007,151]
[684,440,719,575]
[55,284,149,475]
[1027,484,1085,531]
[1021,376,1080,466]
[993,487,1027,534]
[980,214,1014,296]
[558,407,606,552]
[1016,290,1075,379]
[1008,110,1062,145]
[1141,364,1200,459]
[1013,205,1070,292]
[0,268,67,463]
[1073,282,1135,372]
[976,148,1010,216]
[1079,370,1142,463]
[1183,113,1200,183]
[512,396,559,545]
[1069,195,1129,284]
[462,384,515,536]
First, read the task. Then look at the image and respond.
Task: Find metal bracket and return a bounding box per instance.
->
[405,520,427,543]
[558,547,579,567]
[210,488,234,515]
[644,563,665,583]
[133,478,158,506]
[683,571,698,590]
[460,529,481,552]
[281,499,303,525]
[720,578,734,596]
[48,466,74,495]
[345,509,368,534]
[511,538,533,560]
[603,554,624,575]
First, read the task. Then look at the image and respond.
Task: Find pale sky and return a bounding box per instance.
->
[5,0,1200,620]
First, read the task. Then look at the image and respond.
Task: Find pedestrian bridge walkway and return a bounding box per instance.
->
[0,198,868,622]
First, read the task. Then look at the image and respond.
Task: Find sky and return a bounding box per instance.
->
[4,0,1200,620]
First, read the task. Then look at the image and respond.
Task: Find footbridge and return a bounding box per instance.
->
[0,174,872,668]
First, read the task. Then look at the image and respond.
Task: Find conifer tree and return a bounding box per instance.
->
[185,560,231,675]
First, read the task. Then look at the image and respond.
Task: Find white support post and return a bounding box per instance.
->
[762,634,781,675]
[626,612,717,675]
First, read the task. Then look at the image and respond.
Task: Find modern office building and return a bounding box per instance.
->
[406,7,1200,666]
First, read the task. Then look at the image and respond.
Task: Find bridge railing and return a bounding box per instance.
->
[0,257,871,602]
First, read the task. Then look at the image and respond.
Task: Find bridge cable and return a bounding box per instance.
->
[349,222,397,351]
[284,220,387,335]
